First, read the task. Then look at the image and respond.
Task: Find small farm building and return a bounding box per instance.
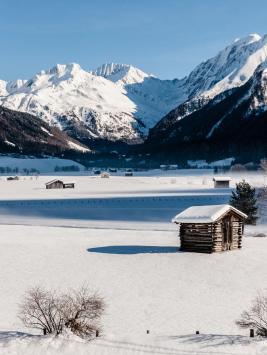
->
[172,204,247,253]
[213,177,231,188]
[45,180,75,189]
[101,172,110,178]
[125,169,133,176]
[7,176,19,181]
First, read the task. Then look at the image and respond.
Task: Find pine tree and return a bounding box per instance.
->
[230,180,258,224]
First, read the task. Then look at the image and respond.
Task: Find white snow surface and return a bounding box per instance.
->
[0,170,267,354]
[172,204,247,223]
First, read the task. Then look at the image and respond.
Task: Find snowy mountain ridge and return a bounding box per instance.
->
[93,63,152,85]
[1,33,267,147]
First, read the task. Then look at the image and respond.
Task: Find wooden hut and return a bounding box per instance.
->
[125,169,133,176]
[213,177,231,188]
[101,172,110,178]
[45,180,75,189]
[45,179,64,189]
[172,204,247,253]
[7,176,19,181]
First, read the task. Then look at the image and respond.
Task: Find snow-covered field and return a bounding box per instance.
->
[1,169,267,354]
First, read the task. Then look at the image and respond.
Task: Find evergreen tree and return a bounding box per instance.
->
[230,180,258,224]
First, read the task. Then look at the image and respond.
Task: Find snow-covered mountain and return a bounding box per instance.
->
[147,58,267,160]
[0,63,184,144]
[1,33,267,150]
[0,64,144,142]
[162,33,267,123]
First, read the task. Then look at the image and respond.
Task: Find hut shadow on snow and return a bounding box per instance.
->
[87,245,179,255]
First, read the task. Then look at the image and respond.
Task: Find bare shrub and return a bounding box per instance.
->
[236,293,267,336]
[19,286,104,338]
[61,287,104,338]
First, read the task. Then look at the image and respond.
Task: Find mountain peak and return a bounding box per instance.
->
[44,63,83,77]
[233,33,261,45]
[93,63,151,84]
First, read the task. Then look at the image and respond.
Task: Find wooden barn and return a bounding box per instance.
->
[45,179,64,189]
[213,177,231,188]
[172,204,247,253]
[45,180,75,189]
[7,176,19,181]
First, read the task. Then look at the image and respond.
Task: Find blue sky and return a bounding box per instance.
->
[0,0,267,80]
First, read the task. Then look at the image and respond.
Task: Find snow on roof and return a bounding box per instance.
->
[213,176,231,181]
[172,204,247,224]
[45,180,75,185]
[45,179,63,185]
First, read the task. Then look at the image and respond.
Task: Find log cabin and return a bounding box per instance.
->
[45,180,75,189]
[45,179,64,189]
[172,204,247,253]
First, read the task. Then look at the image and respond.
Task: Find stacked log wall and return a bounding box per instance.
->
[180,223,213,253]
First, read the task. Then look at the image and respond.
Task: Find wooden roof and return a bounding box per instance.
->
[45,179,64,185]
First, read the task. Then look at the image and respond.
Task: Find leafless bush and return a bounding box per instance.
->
[19,286,104,338]
[236,293,267,336]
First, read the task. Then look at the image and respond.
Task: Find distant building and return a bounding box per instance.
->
[109,168,117,173]
[213,177,231,188]
[101,172,110,178]
[45,179,75,189]
[125,169,133,176]
[172,204,247,253]
[7,176,19,181]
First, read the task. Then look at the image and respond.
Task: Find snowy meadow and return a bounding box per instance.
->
[0,167,267,354]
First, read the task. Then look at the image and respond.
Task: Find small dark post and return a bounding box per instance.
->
[146,330,150,334]
[250,329,254,338]
[196,331,200,335]
[43,328,47,335]
[96,329,99,337]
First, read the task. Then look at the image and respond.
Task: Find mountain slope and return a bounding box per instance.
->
[0,63,183,144]
[0,106,89,155]
[0,64,147,143]
[1,33,267,151]
[146,60,267,159]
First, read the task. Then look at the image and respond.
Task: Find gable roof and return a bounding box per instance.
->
[45,179,64,185]
[172,204,247,224]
